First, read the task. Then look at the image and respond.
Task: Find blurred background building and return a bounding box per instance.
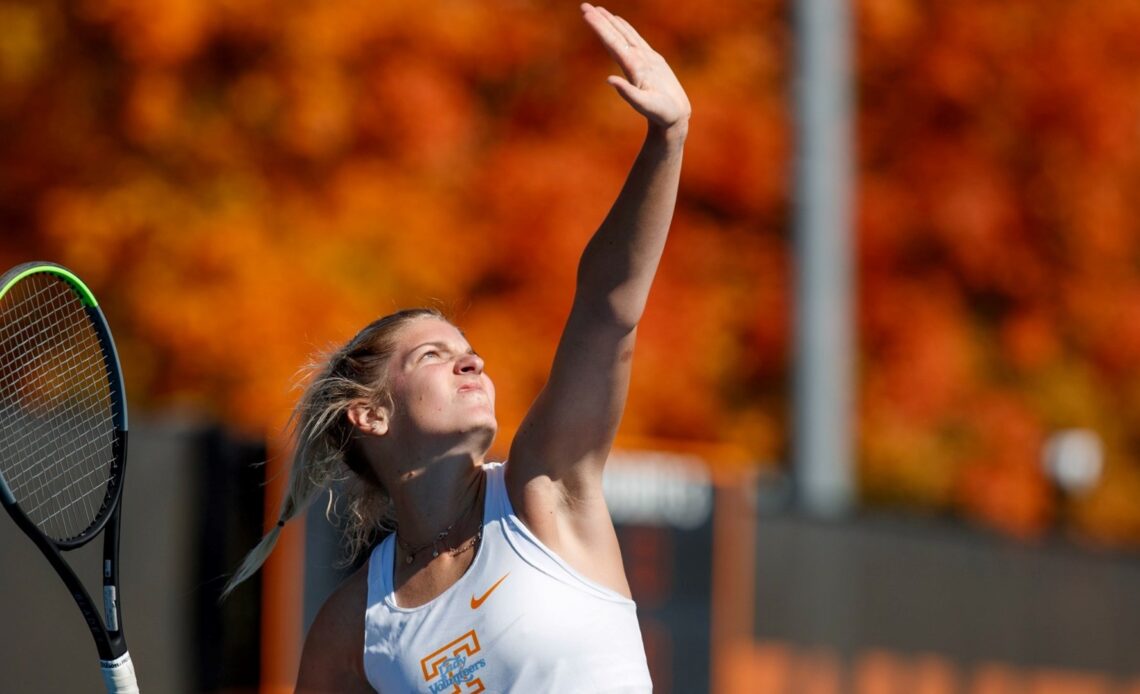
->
[2,0,1140,692]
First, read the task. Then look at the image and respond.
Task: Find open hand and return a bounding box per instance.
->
[582,3,691,137]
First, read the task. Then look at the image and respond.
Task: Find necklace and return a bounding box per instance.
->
[396,511,483,565]
[396,521,457,564]
[396,475,486,565]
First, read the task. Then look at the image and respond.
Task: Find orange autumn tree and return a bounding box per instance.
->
[2,0,1138,546]
[859,0,1140,543]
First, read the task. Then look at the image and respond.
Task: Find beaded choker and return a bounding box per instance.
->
[396,514,482,565]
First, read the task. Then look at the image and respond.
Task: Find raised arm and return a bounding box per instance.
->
[508,4,690,568]
[575,5,690,327]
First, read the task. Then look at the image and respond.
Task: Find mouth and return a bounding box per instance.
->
[457,383,484,394]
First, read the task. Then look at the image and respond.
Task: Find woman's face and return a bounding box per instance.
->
[384,317,497,445]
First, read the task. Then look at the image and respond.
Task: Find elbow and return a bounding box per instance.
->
[574,257,650,330]
[572,286,644,332]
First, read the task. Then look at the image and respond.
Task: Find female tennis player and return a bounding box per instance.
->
[225,4,689,692]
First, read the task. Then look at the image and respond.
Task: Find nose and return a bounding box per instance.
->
[456,352,484,374]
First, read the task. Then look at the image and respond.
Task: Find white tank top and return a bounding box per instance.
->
[363,462,652,693]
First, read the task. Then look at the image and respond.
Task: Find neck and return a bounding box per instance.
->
[385,448,486,546]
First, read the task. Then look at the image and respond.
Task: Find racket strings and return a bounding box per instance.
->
[0,274,117,542]
[0,281,112,536]
[0,282,109,532]
[6,313,110,474]
[2,280,114,533]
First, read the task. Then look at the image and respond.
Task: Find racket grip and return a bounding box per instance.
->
[100,652,139,693]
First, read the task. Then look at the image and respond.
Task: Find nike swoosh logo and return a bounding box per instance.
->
[470,573,509,610]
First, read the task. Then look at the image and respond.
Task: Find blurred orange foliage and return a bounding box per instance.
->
[2,0,1139,546]
[858,0,1140,544]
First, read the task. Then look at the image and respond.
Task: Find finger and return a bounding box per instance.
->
[593,7,641,49]
[582,7,642,81]
[595,6,640,47]
[582,4,632,55]
[611,15,651,51]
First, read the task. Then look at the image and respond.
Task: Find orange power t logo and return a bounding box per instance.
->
[420,630,487,694]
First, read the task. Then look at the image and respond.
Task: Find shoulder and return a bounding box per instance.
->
[296,563,376,694]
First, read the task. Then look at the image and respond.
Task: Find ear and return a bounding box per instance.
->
[346,399,389,437]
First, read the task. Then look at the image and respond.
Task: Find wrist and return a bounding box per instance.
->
[648,119,689,146]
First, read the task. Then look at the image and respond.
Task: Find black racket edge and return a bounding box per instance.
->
[0,262,136,688]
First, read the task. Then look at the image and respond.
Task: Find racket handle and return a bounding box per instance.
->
[100,652,139,693]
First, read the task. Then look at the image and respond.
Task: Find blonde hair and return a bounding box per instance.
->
[222,308,445,599]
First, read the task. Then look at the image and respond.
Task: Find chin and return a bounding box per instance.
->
[465,418,498,452]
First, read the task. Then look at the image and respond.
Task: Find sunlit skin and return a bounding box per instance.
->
[296,5,690,691]
[374,317,496,457]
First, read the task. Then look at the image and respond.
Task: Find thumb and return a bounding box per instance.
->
[606,75,645,109]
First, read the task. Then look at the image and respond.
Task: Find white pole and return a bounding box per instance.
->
[793,0,855,516]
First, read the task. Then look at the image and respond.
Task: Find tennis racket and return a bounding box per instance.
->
[0,262,139,693]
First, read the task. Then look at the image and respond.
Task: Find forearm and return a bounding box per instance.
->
[575,123,686,328]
